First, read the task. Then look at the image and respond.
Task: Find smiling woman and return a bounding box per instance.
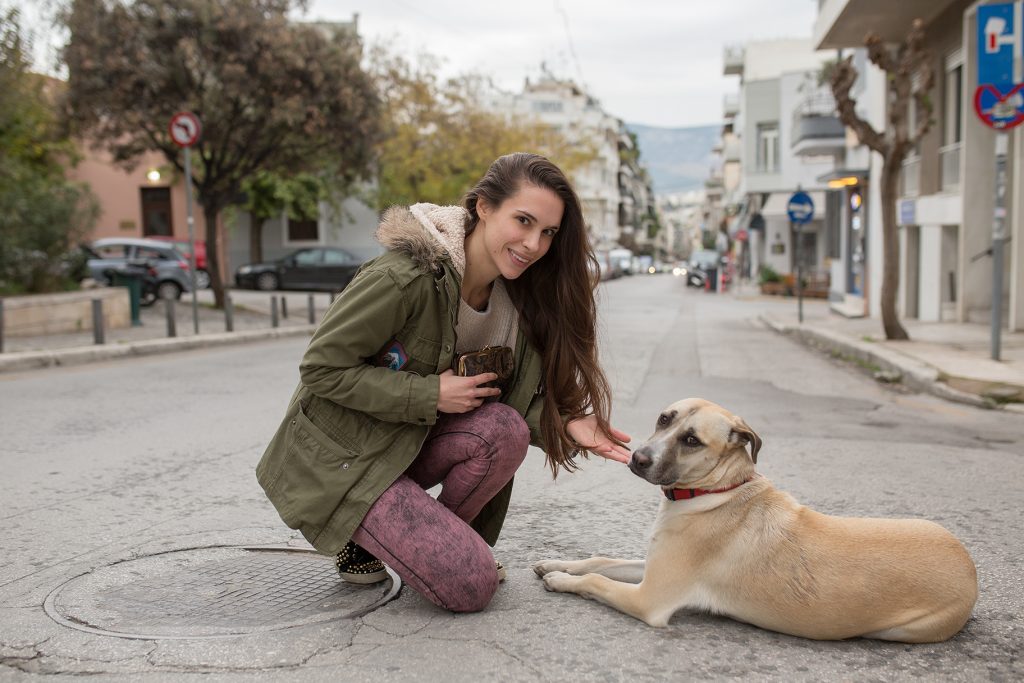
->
[256,152,630,614]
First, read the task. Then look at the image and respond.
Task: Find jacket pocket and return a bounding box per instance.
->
[269,402,362,530]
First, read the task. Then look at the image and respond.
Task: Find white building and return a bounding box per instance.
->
[815,0,1023,330]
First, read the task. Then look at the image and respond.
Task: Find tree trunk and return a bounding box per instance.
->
[879,160,909,340]
[249,215,263,265]
[203,202,226,308]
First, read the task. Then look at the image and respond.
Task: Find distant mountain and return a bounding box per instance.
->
[626,123,719,196]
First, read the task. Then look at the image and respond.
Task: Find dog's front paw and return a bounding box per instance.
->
[541,570,578,593]
[533,560,570,578]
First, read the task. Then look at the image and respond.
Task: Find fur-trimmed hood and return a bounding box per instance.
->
[375,203,469,275]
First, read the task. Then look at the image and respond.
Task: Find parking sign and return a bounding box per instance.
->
[975,2,1024,130]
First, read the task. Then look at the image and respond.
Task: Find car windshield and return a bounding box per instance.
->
[691,250,719,268]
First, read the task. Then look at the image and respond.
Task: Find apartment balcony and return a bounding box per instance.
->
[705,175,724,200]
[723,93,739,119]
[900,155,921,198]
[723,45,744,76]
[939,142,961,193]
[791,92,845,157]
[814,0,960,49]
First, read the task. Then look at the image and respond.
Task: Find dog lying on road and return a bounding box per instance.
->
[534,398,978,642]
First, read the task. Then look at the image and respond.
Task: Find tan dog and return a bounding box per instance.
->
[534,398,978,642]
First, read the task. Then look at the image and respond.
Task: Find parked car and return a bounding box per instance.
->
[147,236,209,289]
[235,247,364,292]
[87,237,192,302]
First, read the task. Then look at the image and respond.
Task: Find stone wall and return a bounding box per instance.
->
[2,288,131,337]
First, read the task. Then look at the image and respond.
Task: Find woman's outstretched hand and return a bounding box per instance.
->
[566,416,632,464]
[437,369,502,413]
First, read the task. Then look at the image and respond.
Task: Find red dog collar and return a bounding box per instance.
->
[663,479,751,501]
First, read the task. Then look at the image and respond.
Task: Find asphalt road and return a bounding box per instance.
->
[1,275,1022,681]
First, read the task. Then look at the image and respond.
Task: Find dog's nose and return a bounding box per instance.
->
[630,448,652,471]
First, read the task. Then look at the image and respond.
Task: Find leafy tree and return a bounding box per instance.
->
[0,8,98,295]
[240,170,326,264]
[830,19,935,340]
[61,0,380,306]
[369,47,595,210]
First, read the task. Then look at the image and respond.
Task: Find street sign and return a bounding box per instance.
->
[974,2,1024,131]
[786,191,814,224]
[169,111,201,148]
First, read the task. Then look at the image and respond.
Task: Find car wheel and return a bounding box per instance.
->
[157,281,182,301]
[256,272,279,291]
[195,269,211,289]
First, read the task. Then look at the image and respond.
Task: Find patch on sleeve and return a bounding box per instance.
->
[376,339,409,371]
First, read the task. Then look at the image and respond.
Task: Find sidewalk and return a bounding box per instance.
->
[0,289,327,373]
[733,281,1024,412]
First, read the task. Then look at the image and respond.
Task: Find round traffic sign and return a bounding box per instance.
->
[787,191,815,224]
[169,112,201,148]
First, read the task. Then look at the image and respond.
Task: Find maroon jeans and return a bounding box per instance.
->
[351,402,529,612]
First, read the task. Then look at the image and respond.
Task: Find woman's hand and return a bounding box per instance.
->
[437,369,502,413]
[566,416,632,464]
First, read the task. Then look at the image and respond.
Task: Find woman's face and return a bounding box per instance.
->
[476,183,564,280]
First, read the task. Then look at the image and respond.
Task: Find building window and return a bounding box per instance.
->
[532,100,563,113]
[140,187,172,236]
[756,123,779,172]
[286,215,320,243]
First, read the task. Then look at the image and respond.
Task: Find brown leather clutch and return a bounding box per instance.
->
[455,345,514,400]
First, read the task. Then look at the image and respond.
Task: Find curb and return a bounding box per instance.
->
[0,325,316,374]
[759,315,1002,410]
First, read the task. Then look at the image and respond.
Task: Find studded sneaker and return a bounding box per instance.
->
[335,541,388,584]
[496,560,507,583]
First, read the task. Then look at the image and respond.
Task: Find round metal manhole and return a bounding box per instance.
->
[43,546,401,640]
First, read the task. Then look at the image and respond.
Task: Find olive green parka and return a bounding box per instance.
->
[256,204,547,555]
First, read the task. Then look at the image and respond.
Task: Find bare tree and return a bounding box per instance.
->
[61,0,379,306]
[830,19,935,340]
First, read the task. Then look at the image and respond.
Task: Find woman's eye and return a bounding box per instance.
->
[517,216,529,225]
[543,228,557,237]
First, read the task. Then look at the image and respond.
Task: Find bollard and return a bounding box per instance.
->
[224,293,234,332]
[329,291,336,304]
[0,298,4,353]
[270,295,279,328]
[281,296,288,319]
[165,297,177,338]
[92,298,105,345]
[307,294,315,324]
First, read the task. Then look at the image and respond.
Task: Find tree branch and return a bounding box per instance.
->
[829,55,886,153]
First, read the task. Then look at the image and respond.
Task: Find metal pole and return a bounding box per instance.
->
[0,298,4,353]
[281,295,288,319]
[329,291,337,304]
[165,297,177,338]
[793,219,804,324]
[308,294,315,324]
[224,292,234,332]
[92,298,105,345]
[270,295,279,328]
[991,132,1009,361]
[184,145,199,335]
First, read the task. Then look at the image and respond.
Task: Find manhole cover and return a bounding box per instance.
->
[43,546,401,640]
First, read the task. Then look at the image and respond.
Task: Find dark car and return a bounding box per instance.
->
[235,247,364,292]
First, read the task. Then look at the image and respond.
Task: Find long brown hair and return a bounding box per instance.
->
[463,152,618,476]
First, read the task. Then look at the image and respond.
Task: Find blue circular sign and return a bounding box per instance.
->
[787,191,815,224]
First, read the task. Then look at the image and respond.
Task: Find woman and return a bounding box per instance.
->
[257,152,630,612]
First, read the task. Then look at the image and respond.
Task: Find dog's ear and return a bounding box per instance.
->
[730,419,762,463]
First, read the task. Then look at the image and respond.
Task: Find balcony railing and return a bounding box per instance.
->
[790,91,845,156]
[900,155,921,198]
[939,142,961,192]
[723,93,739,118]
[723,45,744,76]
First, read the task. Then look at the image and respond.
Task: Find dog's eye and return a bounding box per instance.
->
[657,414,670,427]
[683,435,702,447]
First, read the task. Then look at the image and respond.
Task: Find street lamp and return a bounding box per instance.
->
[146,168,161,182]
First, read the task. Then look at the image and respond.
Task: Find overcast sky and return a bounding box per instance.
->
[309,0,819,128]
[22,0,820,129]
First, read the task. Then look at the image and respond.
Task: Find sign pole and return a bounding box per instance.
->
[184,145,199,335]
[796,219,804,324]
[991,132,1008,360]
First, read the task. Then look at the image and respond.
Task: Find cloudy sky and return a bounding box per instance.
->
[22,0,820,129]
[309,0,819,128]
